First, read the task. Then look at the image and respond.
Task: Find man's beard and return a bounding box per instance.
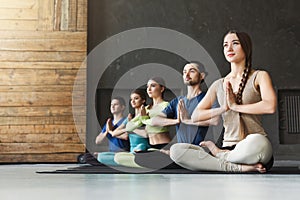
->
[184,80,200,86]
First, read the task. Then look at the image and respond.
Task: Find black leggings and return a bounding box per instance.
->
[149,143,170,150]
[134,143,182,169]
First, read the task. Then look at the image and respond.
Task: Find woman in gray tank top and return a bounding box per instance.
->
[170,30,277,173]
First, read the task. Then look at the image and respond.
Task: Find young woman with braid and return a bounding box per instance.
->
[170,30,277,173]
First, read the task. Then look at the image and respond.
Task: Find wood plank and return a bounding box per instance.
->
[0,106,85,117]
[0,51,86,62]
[0,116,81,126]
[0,153,83,163]
[0,0,37,9]
[0,133,82,143]
[0,69,80,85]
[0,143,85,154]
[77,0,87,31]
[0,31,86,39]
[54,0,62,31]
[0,93,85,109]
[0,124,81,134]
[0,91,86,106]
[0,85,78,92]
[68,0,77,31]
[0,61,85,69]
[37,0,55,30]
[0,8,38,20]
[0,38,86,51]
[0,19,37,31]
[0,91,72,106]
[60,0,69,30]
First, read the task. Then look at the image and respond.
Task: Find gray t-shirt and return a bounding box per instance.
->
[163,92,208,145]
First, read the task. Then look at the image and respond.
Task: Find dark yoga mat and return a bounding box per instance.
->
[36,164,300,174]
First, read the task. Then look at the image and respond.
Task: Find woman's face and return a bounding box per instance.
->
[147,80,164,99]
[223,33,246,64]
[130,93,145,108]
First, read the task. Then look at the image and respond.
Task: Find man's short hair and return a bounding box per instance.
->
[189,61,206,73]
[112,96,126,107]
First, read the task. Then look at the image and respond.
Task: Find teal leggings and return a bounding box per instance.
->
[98,134,150,167]
[97,152,118,166]
[128,133,150,152]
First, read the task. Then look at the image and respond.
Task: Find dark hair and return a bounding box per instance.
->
[131,89,147,103]
[149,76,166,97]
[129,89,147,116]
[188,61,206,83]
[112,96,126,107]
[224,30,252,105]
[149,76,166,87]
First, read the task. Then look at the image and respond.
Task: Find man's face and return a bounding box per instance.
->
[182,63,202,86]
[110,99,124,115]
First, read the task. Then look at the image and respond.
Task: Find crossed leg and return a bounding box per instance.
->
[200,141,228,156]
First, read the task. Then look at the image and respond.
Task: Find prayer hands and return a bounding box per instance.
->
[127,113,133,121]
[225,81,237,110]
[106,118,113,133]
[178,99,190,123]
[140,105,147,116]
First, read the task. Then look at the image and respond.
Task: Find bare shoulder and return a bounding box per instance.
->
[254,70,274,89]
[257,70,270,76]
[255,70,272,81]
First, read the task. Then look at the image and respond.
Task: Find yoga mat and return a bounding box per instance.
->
[37,164,300,175]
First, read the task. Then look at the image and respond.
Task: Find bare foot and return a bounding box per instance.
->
[200,141,222,156]
[241,163,266,173]
[160,149,170,155]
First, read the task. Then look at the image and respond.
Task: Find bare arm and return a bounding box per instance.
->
[228,71,277,114]
[95,130,107,144]
[181,116,220,126]
[151,113,180,127]
[178,98,220,126]
[108,123,126,137]
[191,82,227,122]
[131,128,148,138]
[115,132,129,140]
[104,118,129,140]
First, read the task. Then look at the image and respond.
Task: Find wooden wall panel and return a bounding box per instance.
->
[37,0,55,30]
[0,0,87,163]
[0,0,38,31]
[77,0,87,31]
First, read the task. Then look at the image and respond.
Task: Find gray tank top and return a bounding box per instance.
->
[211,70,266,147]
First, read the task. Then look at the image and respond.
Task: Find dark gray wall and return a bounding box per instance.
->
[87,0,300,158]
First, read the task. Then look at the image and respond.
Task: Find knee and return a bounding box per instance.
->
[114,152,129,164]
[170,143,187,163]
[248,134,273,154]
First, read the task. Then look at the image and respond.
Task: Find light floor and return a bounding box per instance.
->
[1,163,299,200]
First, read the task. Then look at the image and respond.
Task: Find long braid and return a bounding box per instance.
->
[236,66,250,105]
[237,66,251,139]
[233,31,253,105]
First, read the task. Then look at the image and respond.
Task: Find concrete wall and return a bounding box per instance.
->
[87,0,300,159]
